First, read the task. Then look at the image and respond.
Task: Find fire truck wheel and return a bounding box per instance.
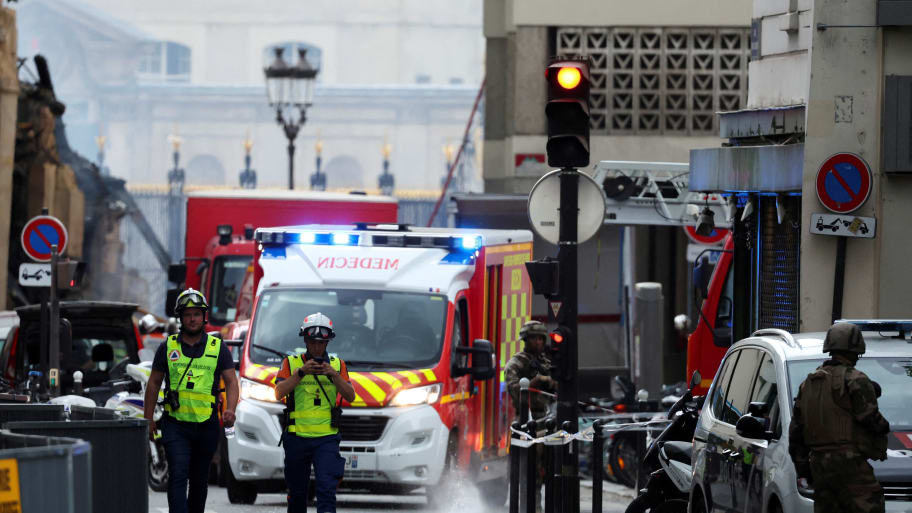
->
[226,464,258,504]
[425,432,458,508]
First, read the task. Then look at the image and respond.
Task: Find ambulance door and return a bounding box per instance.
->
[485,265,503,451]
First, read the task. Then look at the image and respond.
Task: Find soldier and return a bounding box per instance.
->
[789,322,890,513]
[504,320,556,513]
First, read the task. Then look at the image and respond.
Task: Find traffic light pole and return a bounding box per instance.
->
[49,244,60,397]
[557,167,580,513]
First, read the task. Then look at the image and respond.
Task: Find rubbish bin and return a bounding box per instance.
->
[68,405,119,420]
[0,429,92,513]
[0,403,63,424]
[6,418,147,513]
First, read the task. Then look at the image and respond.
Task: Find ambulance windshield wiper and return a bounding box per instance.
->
[344,360,415,370]
[251,344,290,359]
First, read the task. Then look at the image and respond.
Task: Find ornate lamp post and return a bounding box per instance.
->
[167,133,185,194]
[239,134,257,189]
[379,137,394,196]
[310,137,326,191]
[263,47,319,190]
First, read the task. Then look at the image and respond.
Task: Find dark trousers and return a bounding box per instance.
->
[161,416,220,513]
[283,432,345,513]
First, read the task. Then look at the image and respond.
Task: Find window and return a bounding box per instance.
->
[715,264,734,328]
[710,350,738,420]
[248,289,447,368]
[750,351,780,436]
[450,298,469,371]
[722,348,762,425]
[138,42,191,82]
[208,256,252,326]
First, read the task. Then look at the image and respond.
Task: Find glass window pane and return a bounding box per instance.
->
[710,350,739,420]
[722,348,761,424]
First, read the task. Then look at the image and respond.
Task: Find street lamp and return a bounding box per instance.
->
[95,130,108,176]
[167,132,185,261]
[310,136,326,191]
[264,46,319,190]
[239,133,257,189]
[167,132,185,194]
[379,137,394,196]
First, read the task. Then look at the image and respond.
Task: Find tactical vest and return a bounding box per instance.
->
[165,334,221,423]
[800,365,885,459]
[287,354,341,438]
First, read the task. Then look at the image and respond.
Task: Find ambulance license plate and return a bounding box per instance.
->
[344,454,358,469]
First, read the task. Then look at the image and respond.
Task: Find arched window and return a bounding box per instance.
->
[138,41,191,82]
[186,154,226,185]
[262,42,322,77]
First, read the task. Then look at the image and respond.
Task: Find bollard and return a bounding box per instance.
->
[635,390,648,491]
[525,419,538,513]
[592,419,605,513]
[561,420,574,513]
[510,421,521,513]
[544,418,556,513]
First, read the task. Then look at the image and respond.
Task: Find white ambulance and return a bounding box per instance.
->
[225,224,534,506]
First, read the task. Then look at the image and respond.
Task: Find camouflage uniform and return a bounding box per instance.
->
[789,324,890,513]
[504,350,555,421]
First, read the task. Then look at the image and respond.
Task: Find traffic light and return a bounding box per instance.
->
[525,258,559,299]
[545,60,590,169]
[56,260,85,290]
[548,325,572,381]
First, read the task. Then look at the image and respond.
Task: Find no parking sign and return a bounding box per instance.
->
[20,215,68,262]
[815,153,872,214]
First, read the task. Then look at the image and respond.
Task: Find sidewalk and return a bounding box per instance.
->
[578,479,637,513]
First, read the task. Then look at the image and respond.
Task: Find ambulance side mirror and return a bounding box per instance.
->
[452,339,495,380]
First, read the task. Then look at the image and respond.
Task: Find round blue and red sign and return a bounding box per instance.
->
[684,225,729,246]
[20,215,68,262]
[816,153,872,214]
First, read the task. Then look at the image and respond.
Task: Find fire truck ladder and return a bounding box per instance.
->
[592,161,732,228]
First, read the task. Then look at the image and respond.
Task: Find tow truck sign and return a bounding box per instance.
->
[809,212,875,238]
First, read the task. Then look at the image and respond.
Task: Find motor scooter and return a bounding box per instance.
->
[624,371,705,513]
[104,362,168,492]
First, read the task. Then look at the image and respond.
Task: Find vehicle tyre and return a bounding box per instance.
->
[425,433,457,508]
[609,432,639,489]
[217,436,230,487]
[689,494,707,513]
[476,477,509,508]
[226,464,257,504]
[148,441,168,492]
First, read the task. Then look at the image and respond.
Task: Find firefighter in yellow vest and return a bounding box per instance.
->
[275,312,356,513]
[144,288,239,513]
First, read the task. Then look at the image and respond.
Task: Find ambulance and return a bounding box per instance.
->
[225,223,534,506]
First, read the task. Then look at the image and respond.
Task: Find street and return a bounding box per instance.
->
[148,481,635,513]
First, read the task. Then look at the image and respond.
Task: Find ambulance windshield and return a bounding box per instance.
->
[248,288,448,369]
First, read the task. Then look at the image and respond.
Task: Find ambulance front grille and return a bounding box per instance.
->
[882,482,912,501]
[340,416,389,442]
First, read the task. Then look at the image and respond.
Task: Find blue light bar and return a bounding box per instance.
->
[300,232,316,244]
[460,235,481,250]
[837,319,912,336]
[332,233,358,245]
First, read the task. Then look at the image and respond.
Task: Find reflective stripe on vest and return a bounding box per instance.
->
[165,334,221,423]
[287,354,341,437]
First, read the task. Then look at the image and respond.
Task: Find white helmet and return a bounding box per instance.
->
[299,312,335,341]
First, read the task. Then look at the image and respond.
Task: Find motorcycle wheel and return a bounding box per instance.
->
[148,442,168,492]
[624,495,652,513]
[609,432,640,489]
[625,496,687,513]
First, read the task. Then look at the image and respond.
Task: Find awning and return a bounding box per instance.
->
[688,143,804,193]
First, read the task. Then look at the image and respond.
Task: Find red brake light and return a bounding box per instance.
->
[550,332,564,344]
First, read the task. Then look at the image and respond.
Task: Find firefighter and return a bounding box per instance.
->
[274,313,356,513]
[789,322,890,513]
[144,288,239,513]
[504,320,556,513]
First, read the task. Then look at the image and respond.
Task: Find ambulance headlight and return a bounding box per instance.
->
[389,383,441,407]
[240,377,279,403]
[460,235,481,250]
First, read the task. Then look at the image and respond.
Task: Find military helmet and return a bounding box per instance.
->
[519,320,548,341]
[175,288,208,314]
[299,312,335,341]
[823,322,866,354]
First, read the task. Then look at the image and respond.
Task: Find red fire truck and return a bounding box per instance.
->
[166,190,398,333]
[225,224,533,506]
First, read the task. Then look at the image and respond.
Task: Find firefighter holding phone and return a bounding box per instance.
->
[274,313,356,513]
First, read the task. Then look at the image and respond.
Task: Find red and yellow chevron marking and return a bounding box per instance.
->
[346,368,438,407]
[246,363,280,384]
[499,290,528,381]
